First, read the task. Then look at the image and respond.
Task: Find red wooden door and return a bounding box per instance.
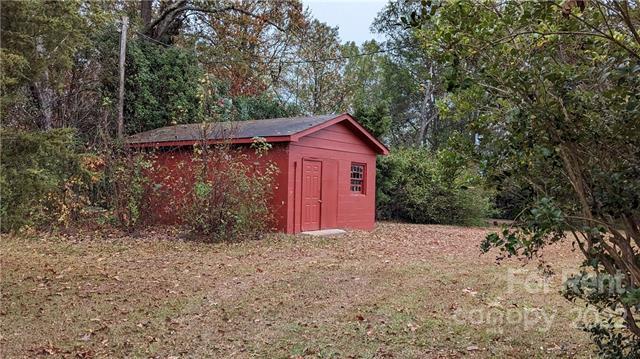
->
[301,159,322,231]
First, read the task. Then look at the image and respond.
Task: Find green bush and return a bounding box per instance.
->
[377,147,493,225]
[184,138,277,241]
[199,78,299,122]
[0,129,89,232]
[353,102,391,139]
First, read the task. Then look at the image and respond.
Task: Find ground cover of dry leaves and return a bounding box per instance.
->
[1,222,593,358]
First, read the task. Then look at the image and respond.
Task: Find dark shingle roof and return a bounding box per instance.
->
[126,114,337,144]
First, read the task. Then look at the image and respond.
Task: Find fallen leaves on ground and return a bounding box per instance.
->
[1,222,591,357]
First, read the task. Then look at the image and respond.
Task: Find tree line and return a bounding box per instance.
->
[0,0,452,148]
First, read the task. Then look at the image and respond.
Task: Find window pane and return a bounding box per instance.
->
[350,163,365,194]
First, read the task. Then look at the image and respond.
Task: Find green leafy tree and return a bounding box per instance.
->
[0,0,106,130]
[232,94,299,121]
[373,0,448,148]
[341,40,392,139]
[124,40,203,133]
[342,41,387,107]
[410,0,640,354]
[353,103,391,139]
[198,77,299,122]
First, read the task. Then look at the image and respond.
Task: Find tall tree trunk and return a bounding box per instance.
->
[32,38,54,130]
[31,78,55,131]
[141,0,153,27]
[416,84,431,147]
[416,64,436,147]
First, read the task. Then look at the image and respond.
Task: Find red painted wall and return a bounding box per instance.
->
[144,144,291,232]
[287,121,378,233]
[143,120,380,234]
[146,148,194,224]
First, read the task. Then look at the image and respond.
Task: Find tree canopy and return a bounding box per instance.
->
[407,0,640,354]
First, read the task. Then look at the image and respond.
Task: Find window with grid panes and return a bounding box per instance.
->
[350,163,365,193]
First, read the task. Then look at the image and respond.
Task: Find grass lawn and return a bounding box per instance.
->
[1,222,593,358]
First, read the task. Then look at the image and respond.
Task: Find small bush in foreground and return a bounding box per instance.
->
[184,138,277,241]
[104,152,157,232]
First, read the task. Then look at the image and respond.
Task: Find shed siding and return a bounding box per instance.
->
[288,122,378,233]
[143,144,291,232]
[263,144,291,232]
[147,149,194,224]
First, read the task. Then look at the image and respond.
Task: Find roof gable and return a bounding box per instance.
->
[292,114,388,155]
[126,113,389,155]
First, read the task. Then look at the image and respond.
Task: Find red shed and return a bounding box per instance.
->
[126,113,389,233]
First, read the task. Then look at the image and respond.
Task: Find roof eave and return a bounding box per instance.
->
[126,135,293,148]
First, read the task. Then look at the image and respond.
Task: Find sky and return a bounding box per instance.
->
[302,0,388,45]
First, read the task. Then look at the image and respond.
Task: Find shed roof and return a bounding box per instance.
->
[126,113,389,155]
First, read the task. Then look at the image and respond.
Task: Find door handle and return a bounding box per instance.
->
[318,200,323,203]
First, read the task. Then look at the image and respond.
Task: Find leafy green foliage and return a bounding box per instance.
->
[125,40,203,134]
[200,78,298,122]
[372,3,449,148]
[586,322,640,358]
[377,147,493,225]
[412,0,640,348]
[184,139,277,241]
[0,129,89,231]
[0,1,115,131]
[342,40,396,139]
[232,94,299,121]
[353,103,392,139]
[492,180,534,220]
[481,197,567,257]
[0,0,92,102]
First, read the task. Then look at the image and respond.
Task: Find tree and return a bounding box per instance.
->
[123,39,203,133]
[409,0,640,354]
[232,94,299,121]
[198,76,298,122]
[353,103,391,139]
[376,146,493,225]
[373,0,446,148]
[133,0,308,121]
[0,0,308,141]
[0,1,98,130]
[180,0,306,97]
[137,0,301,46]
[0,128,89,231]
[283,19,347,114]
[342,41,385,108]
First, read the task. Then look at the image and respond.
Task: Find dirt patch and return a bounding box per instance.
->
[1,223,592,357]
